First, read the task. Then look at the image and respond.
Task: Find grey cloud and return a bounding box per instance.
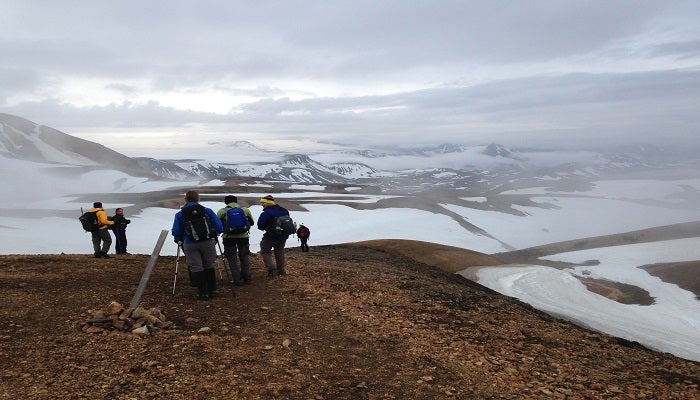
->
[647,40,700,59]
[0,68,41,95]
[6,67,699,150]
[0,1,684,82]
[0,1,698,151]
[104,83,138,95]
[4,99,226,128]
[230,68,700,148]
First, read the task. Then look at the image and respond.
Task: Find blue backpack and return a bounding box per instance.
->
[224,206,250,234]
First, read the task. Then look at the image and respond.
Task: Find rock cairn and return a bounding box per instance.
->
[80,301,174,335]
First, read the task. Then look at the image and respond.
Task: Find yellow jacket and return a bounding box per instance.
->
[90,208,114,230]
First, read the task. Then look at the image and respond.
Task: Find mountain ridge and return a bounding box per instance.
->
[1,244,699,399]
[3,113,699,191]
[0,113,155,177]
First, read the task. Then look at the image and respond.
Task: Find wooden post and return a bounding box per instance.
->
[129,229,169,308]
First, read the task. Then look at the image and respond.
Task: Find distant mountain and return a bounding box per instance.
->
[482,143,517,159]
[0,113,154,176]
[3,113,699,193]
[131,157,194,180]
[136,153,378,183]
[604,143,678,164]
[206,140,268,152]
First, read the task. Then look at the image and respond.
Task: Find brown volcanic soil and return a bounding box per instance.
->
[642,260,700,300]
[1,242,699,399]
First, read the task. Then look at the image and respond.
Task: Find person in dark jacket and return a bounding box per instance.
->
[110,208,131,255]
[216,195,255,285]
[296,223,310,252]
[257,195,291,277]
[171,191,223,300]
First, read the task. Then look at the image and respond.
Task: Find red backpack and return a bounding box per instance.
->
[298,226,310,239]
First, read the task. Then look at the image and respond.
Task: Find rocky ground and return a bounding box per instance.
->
[1,241,699,399]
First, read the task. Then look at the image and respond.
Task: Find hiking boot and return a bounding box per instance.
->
[94,252,102,258]
[101,252,111,259]
[267,270,275,277]
[277,269,286,276]
[193,271,207,299]
[203,269,217,294]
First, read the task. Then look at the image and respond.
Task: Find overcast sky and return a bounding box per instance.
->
[1,1,699,155]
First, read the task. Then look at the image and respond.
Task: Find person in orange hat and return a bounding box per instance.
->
[257,195,292,277]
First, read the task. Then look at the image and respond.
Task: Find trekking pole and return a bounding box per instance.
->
[211,236,223,280]
[215,238,236,298]
[172,244,182,297]
[217,258,224,280]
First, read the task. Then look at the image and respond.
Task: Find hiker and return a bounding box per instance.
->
[110,208,131,255]
[89,202,114,258]
[171,190,223,300]
[257,194,292,277]
[216,195,255,285]
[296,223,310,252]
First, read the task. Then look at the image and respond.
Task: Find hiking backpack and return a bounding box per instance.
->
[79,210,99,232]
[298,226,310,239]
[223,206,250,234]
[273,215,296,236]
[182,204,217,241]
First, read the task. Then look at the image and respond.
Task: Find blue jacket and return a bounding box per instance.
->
[257,204,290,240]
[171,202,223,244]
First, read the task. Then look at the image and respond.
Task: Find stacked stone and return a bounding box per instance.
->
[81,301,174,335]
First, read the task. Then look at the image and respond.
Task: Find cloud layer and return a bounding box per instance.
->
[1,1,699,154]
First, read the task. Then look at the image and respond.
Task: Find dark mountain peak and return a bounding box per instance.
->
[283,154,314,165]
[482,143,513,157]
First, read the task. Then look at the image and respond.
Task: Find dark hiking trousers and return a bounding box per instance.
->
[260,237,287,275]
[223,237,251,283]
[91,229,112,254]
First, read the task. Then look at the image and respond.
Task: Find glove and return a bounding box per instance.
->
[174,237,183,245]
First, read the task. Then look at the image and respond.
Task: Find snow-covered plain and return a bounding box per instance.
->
[470,237,700,362]
[2,160,700,362]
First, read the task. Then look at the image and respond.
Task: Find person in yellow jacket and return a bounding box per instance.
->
[90,201,114,258]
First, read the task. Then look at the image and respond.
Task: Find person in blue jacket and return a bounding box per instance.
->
[257,195,291,277]
[171,190,223,300]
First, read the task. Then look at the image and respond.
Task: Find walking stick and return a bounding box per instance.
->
[171,244,182,297]
[215,238,236,298]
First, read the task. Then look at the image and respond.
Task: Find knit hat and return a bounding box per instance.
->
[93,202,103,208]
[259,195,275,205]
